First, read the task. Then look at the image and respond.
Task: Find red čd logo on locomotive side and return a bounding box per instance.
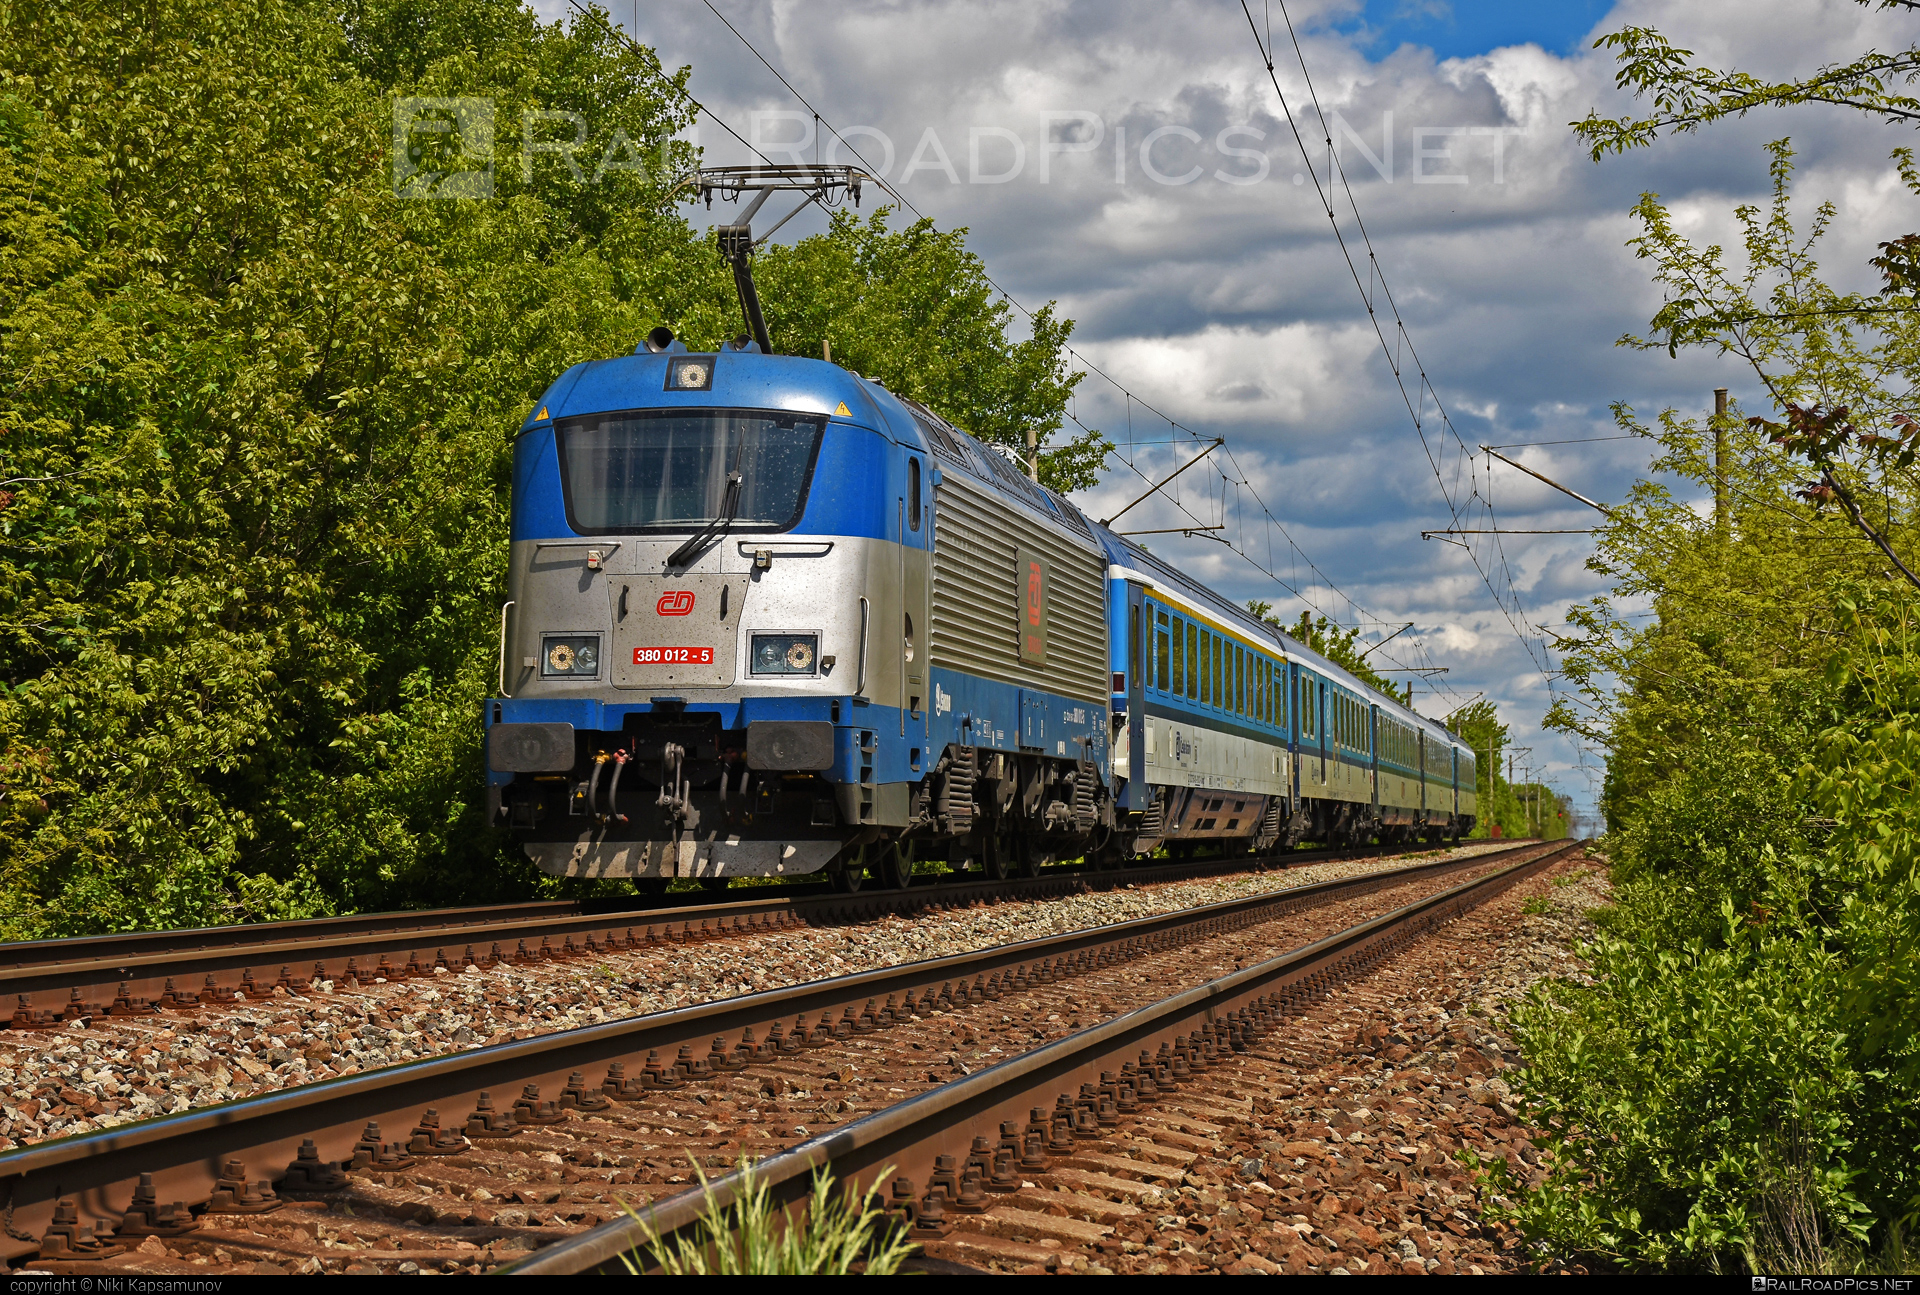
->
[655,590,696,616]
[1016,546,1047,666]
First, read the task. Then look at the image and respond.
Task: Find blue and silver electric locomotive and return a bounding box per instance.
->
[484,167,1477,891]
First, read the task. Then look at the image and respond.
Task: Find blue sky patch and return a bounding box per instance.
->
[1343,0,1615,61]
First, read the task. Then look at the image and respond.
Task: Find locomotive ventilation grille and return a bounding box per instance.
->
[932,475,1107,701]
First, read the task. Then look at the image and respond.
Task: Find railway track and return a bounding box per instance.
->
[0,837,1574,1274]
[0,838,1512,1026]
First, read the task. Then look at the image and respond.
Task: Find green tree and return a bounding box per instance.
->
[0,0,1114,937]
[1576,10,1920,163]
[1495,15,1920,1269]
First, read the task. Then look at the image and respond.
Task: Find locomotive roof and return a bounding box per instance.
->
[883,393,1109,557]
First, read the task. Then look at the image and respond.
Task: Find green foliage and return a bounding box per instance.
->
[625,1157,917,1276]
[1503,653,1920,1270]
[1446,699,1553,839]
[0,0,1094,936]
[1575,7,1920,162]
[1512,79,1920,1269]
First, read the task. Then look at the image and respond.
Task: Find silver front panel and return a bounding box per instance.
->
[607,573,750,688]
[502,533,892,703]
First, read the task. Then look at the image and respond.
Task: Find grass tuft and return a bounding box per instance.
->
[622,1156,918,1275]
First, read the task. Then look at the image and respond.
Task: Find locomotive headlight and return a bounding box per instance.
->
[541,635,602,678]
[750,633,819,676]
[664,357,714,391]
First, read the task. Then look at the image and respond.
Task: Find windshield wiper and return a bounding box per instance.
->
[666,470,743,570]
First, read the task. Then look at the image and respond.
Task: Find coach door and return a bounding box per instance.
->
[1318,679,1329,786]
[1121,582,1147,807]
[1369,705,1381,815]
[1288,663,1301,806]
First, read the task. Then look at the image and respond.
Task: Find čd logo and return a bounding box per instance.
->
[656,590,696,616]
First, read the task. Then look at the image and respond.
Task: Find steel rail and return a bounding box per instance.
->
[0,839,1562,1258]
[0,839,1526,1011]
[512,838,1586,1274]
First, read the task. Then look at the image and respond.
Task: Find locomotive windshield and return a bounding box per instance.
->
[555,409,824,533]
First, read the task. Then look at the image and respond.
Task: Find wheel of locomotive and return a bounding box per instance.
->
[1012,834,1040,879]
[979,832,1010,881]
[631,876,669,903]
[876,839,915,891]
[698,875,731,893]
[1086,823,1121,870]
[832,843,868,893]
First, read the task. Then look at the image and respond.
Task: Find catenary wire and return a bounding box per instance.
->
[572,0,1467,690]
[682,1,1455,681]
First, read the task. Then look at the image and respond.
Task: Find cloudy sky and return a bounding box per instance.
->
[541,0,1918,828]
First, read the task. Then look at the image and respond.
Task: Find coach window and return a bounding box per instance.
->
[1199,631,1212,705]
[1235,648,1244,715]
[908,458,922,530]
[1186,622,1198,699]
[1157,610,1171,692]
[1212,637,1223,707]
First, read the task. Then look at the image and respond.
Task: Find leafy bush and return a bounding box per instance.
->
[0,0,1093,936]
[1502,593,1920,1270]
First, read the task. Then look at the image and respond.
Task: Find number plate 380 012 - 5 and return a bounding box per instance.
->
[609,574,749,688]
[632,647,715,665]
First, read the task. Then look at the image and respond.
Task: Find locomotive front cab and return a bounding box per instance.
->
[487,346,923,883]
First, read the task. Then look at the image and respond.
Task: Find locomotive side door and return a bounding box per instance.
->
[900,454,931,759]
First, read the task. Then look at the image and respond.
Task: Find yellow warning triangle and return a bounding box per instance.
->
[536,406,550,421]
[834,401,850,416]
